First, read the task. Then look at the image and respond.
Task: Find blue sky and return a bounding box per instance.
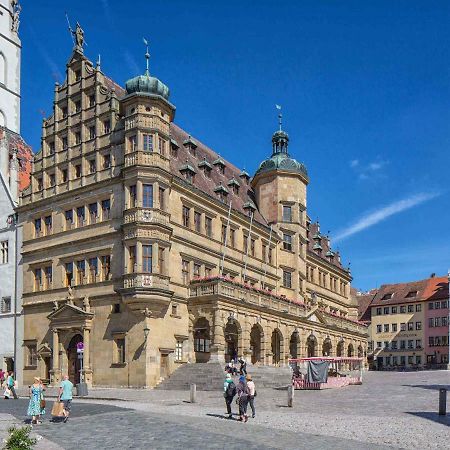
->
[19,1,449,291]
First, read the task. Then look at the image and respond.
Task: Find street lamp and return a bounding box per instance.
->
[143,325,150,341]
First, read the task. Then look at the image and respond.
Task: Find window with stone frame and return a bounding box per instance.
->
[34,268,42,291]
[143,184,154,208]
[400,323,406,331]
[61,168,68,183]
[26,342,37,367]
[283,233,292,251]
[88,159,96,174]
[76,260,86,285]
[182,260,190,285]
[34,218,42,237]
[88,94,95,107]
[282,205,292,222]
[101,199,111,220]
[143,134,153,152]
[75,164,82,178]
[193,263,201,279]
[268,246,273,265]
[128,135,137,151]
[407,304,414,313]
[158,137,166,155]
[89,125,96,140]
[1,297,11,314]
[407,322,414,331]
[1,240,8,264]
[261,244,267,262]
[75,130,81,145]
[103,119,111,134]
[62,136,68,149]
[182,206,190,228]
[44,266,52,289]
[103,153,111,169]
[49,173,55,187]
[282,270,292,289]
[113,336,126,365]
[129,185,137,208]
[44,215,52,235]
[89,203,98,224]
[194,212,201,233]
[376,324,382,333]
[392,323,398,332]
[48,141,55,156]
[65,209,73,230]
[76,206,85,227]
[65,262,73,287]
[383,324,389,332]
[250,238,255,257]
[143,245,153,273]
[205,267,212,278]
[101,255,111,280]
[415,321,422,330]
[221,225,227,245]
[36,177,43,191]
[88,257,98,283]
[229,228,236,248]
[205,216,212,237]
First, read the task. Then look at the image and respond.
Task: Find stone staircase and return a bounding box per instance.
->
[155,362,292,391]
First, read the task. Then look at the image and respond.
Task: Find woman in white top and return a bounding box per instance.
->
[246,374,256,418]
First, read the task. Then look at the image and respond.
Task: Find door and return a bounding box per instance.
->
[160,354,169,379]
[67,335,83,384]
[44,357,52,382]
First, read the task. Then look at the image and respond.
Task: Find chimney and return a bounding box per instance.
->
[430,273,436,278]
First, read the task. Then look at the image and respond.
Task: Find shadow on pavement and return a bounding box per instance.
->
[402,384,450,391]
[206,413,239,420]
[407,411,450,427]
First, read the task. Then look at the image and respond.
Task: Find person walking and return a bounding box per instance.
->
[223,373,236,419]
[236,375,250,422]
[58,375,73,423]
[246,374,256,418]
[27,377,45,425]
[239,356,247,376]
[6,372,18,399]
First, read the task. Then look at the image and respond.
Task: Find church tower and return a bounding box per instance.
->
[252,113,309,298]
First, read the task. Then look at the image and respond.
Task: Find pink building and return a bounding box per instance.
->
[423,275,449,366]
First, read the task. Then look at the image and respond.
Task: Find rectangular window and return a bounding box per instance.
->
[103,120,111,134]
[400,305,406,313]
[193,263,201,279]
[407,322,413,331]
[34,218,42,237]
[415,321,421,330]
[391,306,397,314]
[408,356,414,365]
[1,297,11,313]
[44,216,52,235]
[36,177,43,191]
[428,302,434,310]
[408,340,414,349]
[76,206,85,226]
[34,268,42,291]
[75,131,81,144]
[26,343,37,367]
[268,247,273,264]
[128,246,136,273]
[392,323,397,332]
[376,307,382,315]
[129,185,137,208]
[61,168,68,183]
[1,241,8,264]
[175,340,183,362]
[384,341,389,349]
[391,341,397,350]
[103,153,111,169]
[182,206,190,228]
[44,266,52,289]
[400,356,406,366]
[89,159,96,174]
[101,199,111,220]
[61,107,68,119]
[376,324,382,333]
[222,225,227,244]
[283,270,292,289]
[76,260,86,285]
[115,338,126,364]
[159,187,165,210]
[49,173,55,187]
[143,134,153,152]
[89,203,98,224]
[442,301,448,308]
[415,304,421,312]
[48,141,55,155]
[205,217,212,237]
[65,262,73,287]
[158,137,165,155]
[75,164,82,178]
[435,301,441,309]
[400,340,406,349]
[400,323,406,331]
[143,184,154,208]
[407,304,414,313]
[101,255,111,281]
[230,229,236,248]
[89,257,98,283]
[89,94,95,107]
[283,233,292,251]
[416,356,421,365]
[443,317,448,327]
[143,245,153,273]
[383,307,389,315]
[89,125,96,140]
[282,205,292,222]
[205,267,212,278]
[182,260,190,285]
[194,212,201,233]
[429,317,434,328]
[171,144,178,158]
[416,340,422,349]
[383,324,389,332]
[128,135,137,151]
[65,210,73,230]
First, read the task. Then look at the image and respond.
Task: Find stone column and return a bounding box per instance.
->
[51,329,61,385]
[242,315,252,361]
[209,308,225,363]
[82,327,93,387]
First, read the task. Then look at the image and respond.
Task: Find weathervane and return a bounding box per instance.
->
[143,37,150,75]
[276,104,282,130]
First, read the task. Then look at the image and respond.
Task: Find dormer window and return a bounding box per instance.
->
[381,293,394,301]
[170,138,179,158]
[243,201,256,217]
[239,169,250,184]
[198,158,212,178]
[183,135,197,157]
[213,183,229,202]
[213,157,226,174]
[313,242,322,254]
[227,178,240,195]
[180,162,196,184]
[406,291,417,298]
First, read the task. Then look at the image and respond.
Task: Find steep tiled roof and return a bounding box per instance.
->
[422,276,448,302]
[104,75,126,98]
[307,222,344,269]
[0,127,33,191]
[371,278,429,307]
[356,290,378,322]
[169,123,267,226]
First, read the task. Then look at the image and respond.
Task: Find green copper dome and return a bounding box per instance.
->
[125,72,170,100]
[255,129,308,178]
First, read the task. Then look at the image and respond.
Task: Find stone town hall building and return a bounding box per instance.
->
[17,33,367,388]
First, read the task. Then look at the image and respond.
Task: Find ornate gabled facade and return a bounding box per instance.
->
[17,32,367,388]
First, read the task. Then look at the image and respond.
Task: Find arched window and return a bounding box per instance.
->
[0,53,6,86]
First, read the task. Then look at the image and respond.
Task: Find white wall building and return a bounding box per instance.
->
[0,0,26,383]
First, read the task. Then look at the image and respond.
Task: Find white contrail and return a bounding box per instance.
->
[334,192,440,242]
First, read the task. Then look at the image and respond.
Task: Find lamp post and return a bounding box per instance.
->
[143,325,150,341]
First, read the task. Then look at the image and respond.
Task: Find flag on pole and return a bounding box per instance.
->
[143,37,148,46]
[275,104,282,110]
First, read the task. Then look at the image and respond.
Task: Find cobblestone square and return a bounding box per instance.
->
[1,371,449,449]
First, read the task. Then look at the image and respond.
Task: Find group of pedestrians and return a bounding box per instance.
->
[223,371,256,422]
[1,370,18,399]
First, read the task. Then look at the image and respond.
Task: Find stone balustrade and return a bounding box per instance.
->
[123,273,170,290]
[123,207,170,226]
[124,150,170,171]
